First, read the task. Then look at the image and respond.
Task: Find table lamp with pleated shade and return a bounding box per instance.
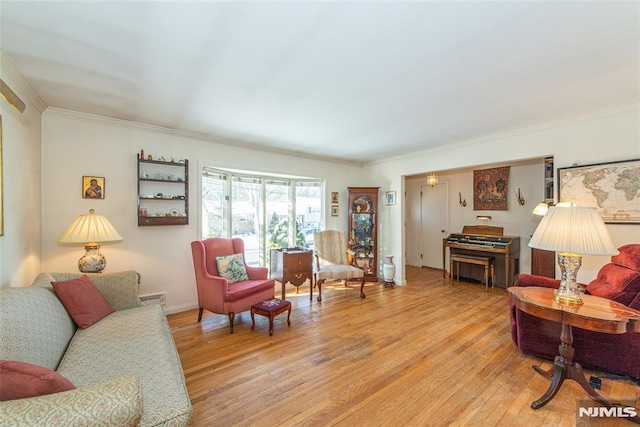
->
[528,206,618,304]
[57,209,123,273]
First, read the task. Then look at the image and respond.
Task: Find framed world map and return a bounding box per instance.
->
[558,158,640,224]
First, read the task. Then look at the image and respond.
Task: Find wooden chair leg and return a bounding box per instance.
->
[491,263,495,289]
[360,278,366,298]
[197,307,204,322]
[317,279,324,302]
[228,312,235,334]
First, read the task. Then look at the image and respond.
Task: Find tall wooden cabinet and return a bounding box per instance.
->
[348,187,380,282]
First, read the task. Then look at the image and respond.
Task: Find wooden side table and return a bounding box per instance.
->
[269,248,313,300]
[508,287,640,415]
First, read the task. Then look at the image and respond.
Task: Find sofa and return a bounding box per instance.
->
[0,271,192,426]
[510,244,640,379]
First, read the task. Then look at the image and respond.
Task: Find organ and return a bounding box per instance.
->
[443,225,520,288]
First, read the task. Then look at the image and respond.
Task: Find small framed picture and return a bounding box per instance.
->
[331,205,339,216]
[386,191,396,205]
[82,176,105,199]
[331,192,339,204]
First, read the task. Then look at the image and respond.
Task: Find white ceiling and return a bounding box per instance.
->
[1,1,639,163]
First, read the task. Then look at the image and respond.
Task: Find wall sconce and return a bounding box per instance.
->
[426,172,439,187]
[458,192,466,207]
[533,201,573,216]
[516,188,525,205]
[533,201,550,216]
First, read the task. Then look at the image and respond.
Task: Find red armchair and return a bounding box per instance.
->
[510,244,640,379]
[191,238,275,333]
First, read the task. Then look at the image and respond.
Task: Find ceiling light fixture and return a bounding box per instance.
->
[426,172,439,187]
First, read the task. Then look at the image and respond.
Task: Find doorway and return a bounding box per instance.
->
[420,182,448,269]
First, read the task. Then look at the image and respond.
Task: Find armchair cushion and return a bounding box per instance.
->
[226,279,277,302]
[586,267,640,307]
[611,243,640,271]
[216,253,249,283]
[513,273,559,289]
[585,244,640,308]
[316,265,364,281]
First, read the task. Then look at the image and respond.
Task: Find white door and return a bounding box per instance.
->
[421,183,448,269]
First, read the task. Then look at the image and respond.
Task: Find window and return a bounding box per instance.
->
[202,167,323,266]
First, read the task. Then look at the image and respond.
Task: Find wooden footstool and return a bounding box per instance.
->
[251,298,291,336]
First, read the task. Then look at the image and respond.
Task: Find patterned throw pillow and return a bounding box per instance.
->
[216,253,249,283]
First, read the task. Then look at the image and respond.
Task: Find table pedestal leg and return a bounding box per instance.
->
[531,323,614,410]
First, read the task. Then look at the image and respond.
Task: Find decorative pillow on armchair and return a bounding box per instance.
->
[216,253,249,283]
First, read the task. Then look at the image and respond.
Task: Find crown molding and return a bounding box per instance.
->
[0,49,47,113]
[368,103,640,166]
[45,108,362,166]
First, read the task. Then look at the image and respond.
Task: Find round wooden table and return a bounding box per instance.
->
[508,286,640,415]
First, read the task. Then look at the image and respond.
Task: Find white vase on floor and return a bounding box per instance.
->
[383,255,395,288]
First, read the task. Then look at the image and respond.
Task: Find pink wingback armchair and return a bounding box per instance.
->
[191,238,275,333]
[510,244,640,379]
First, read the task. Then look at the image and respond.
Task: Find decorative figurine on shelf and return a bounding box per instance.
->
[159,156,166,161]
[147,154,152,160]
[140,149,144,160]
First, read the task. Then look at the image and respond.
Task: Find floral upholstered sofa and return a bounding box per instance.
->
[0,271,192,426]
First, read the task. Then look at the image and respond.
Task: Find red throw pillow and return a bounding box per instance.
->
[52,275,115,329]
[0,360,75,401]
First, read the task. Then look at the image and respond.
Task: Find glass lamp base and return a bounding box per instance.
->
[554,288,584,304]
[554,253,583,305]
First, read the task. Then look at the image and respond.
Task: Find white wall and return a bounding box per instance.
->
[0,55,45,288]
[41,109,365,313]
[367,106,640,286]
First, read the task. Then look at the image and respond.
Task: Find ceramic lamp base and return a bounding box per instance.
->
[78,243,106,273]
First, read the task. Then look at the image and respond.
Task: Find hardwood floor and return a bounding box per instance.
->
[167,266,639,426]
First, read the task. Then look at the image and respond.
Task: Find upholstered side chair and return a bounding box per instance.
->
[191,237,275,333]
[313,230,365,302]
